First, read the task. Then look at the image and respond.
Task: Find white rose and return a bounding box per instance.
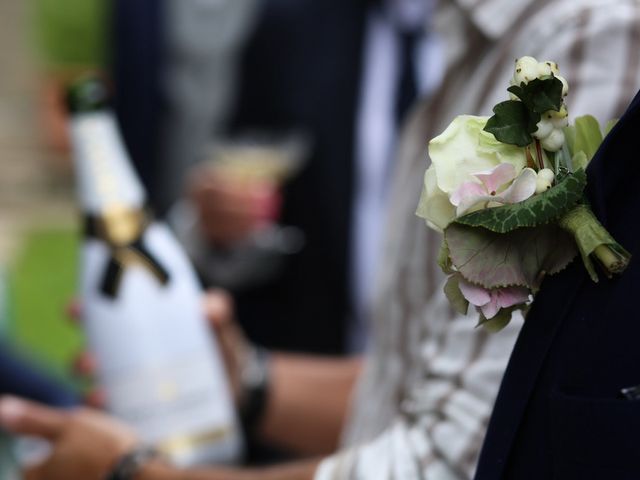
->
[416,166,455,232]
[429,116,527,194]
[417,115,528,230]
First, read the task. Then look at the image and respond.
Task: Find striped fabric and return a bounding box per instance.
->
[316,0,640,478]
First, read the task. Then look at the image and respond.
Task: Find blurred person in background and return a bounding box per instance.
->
[111,0,439,357]
[111,0,259,215]
[175,0,440,356]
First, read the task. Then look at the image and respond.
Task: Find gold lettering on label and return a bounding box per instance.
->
[157,381,178,402]
[82,117,121,206]
[158,428,231,457]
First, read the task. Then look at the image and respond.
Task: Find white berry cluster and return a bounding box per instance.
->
[510,56,569,152]
[535,168,555,194]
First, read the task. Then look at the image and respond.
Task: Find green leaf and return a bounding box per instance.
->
[438,241,454,275]
[484,100,537,147]
[507,77,564,114]
[574,115,603,161]
[489,78,563,147]
[572,151,588,171]
[564,125,576,155]
[443,275,469,316]
[507,85,526,101]
[445,223,577,290]
[604,119,618,137]
[477,308,515,332]
[528,77,564,113]
[454,169,587,233]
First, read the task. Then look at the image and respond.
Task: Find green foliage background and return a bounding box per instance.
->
[32,0,108,68]
[9,228,83,388]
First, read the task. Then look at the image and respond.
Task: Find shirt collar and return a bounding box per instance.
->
[452,0,539,39]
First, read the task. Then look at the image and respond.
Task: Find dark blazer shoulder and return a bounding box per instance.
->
[475,92,640,479]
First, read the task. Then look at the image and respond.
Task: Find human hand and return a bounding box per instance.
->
[70,289,252,406]
[0,396,138,480]
[202,289,252,403]
[187,165,281,248]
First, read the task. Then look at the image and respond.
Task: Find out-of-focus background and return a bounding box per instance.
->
[0,0,106,388]
[3,0,405,466]
[0,0,432,416]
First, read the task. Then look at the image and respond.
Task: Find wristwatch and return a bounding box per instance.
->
[105,446,162,480]
[239,345,271,435]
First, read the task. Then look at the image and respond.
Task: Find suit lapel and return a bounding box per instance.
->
[475,90,640,480]
[474,264,586,480]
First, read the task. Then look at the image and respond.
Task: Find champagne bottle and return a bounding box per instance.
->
[66,77,243,467]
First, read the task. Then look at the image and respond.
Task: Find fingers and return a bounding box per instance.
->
[66,299,82,325]
[24,463,48,480]
[190,172,279,246]
[203,289,234,329]
[70,352,107,409]
[82,389,107,410]
[197,195,261,246]
[72,351,97,377]
[0,396,67,440]
[201,291,249,403]
[66,300,106,410]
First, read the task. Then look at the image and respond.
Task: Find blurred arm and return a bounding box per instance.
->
[256,354,362,456]
[202,291,362,456]
[138,459,320,480]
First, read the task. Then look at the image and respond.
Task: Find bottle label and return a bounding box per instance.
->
[69,112,146,214]
[82,223,243,465]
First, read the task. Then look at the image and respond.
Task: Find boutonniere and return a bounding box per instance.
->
[417,56,630,331]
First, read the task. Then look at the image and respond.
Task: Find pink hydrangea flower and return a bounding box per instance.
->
[450,163,537,217]
[458,278,530,319]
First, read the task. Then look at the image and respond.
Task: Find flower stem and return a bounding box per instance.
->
[535,139,544,170]
[525,147,537,169]
[593,244,629,275]
[559,204,631,281]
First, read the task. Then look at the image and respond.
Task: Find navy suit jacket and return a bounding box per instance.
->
[111,0,165,211]
[229,0,367,354]
[475,91,640,479]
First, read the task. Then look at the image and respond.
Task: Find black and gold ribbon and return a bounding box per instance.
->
[85,205,170,298]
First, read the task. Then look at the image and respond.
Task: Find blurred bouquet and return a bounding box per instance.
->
[417,56,630,331]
